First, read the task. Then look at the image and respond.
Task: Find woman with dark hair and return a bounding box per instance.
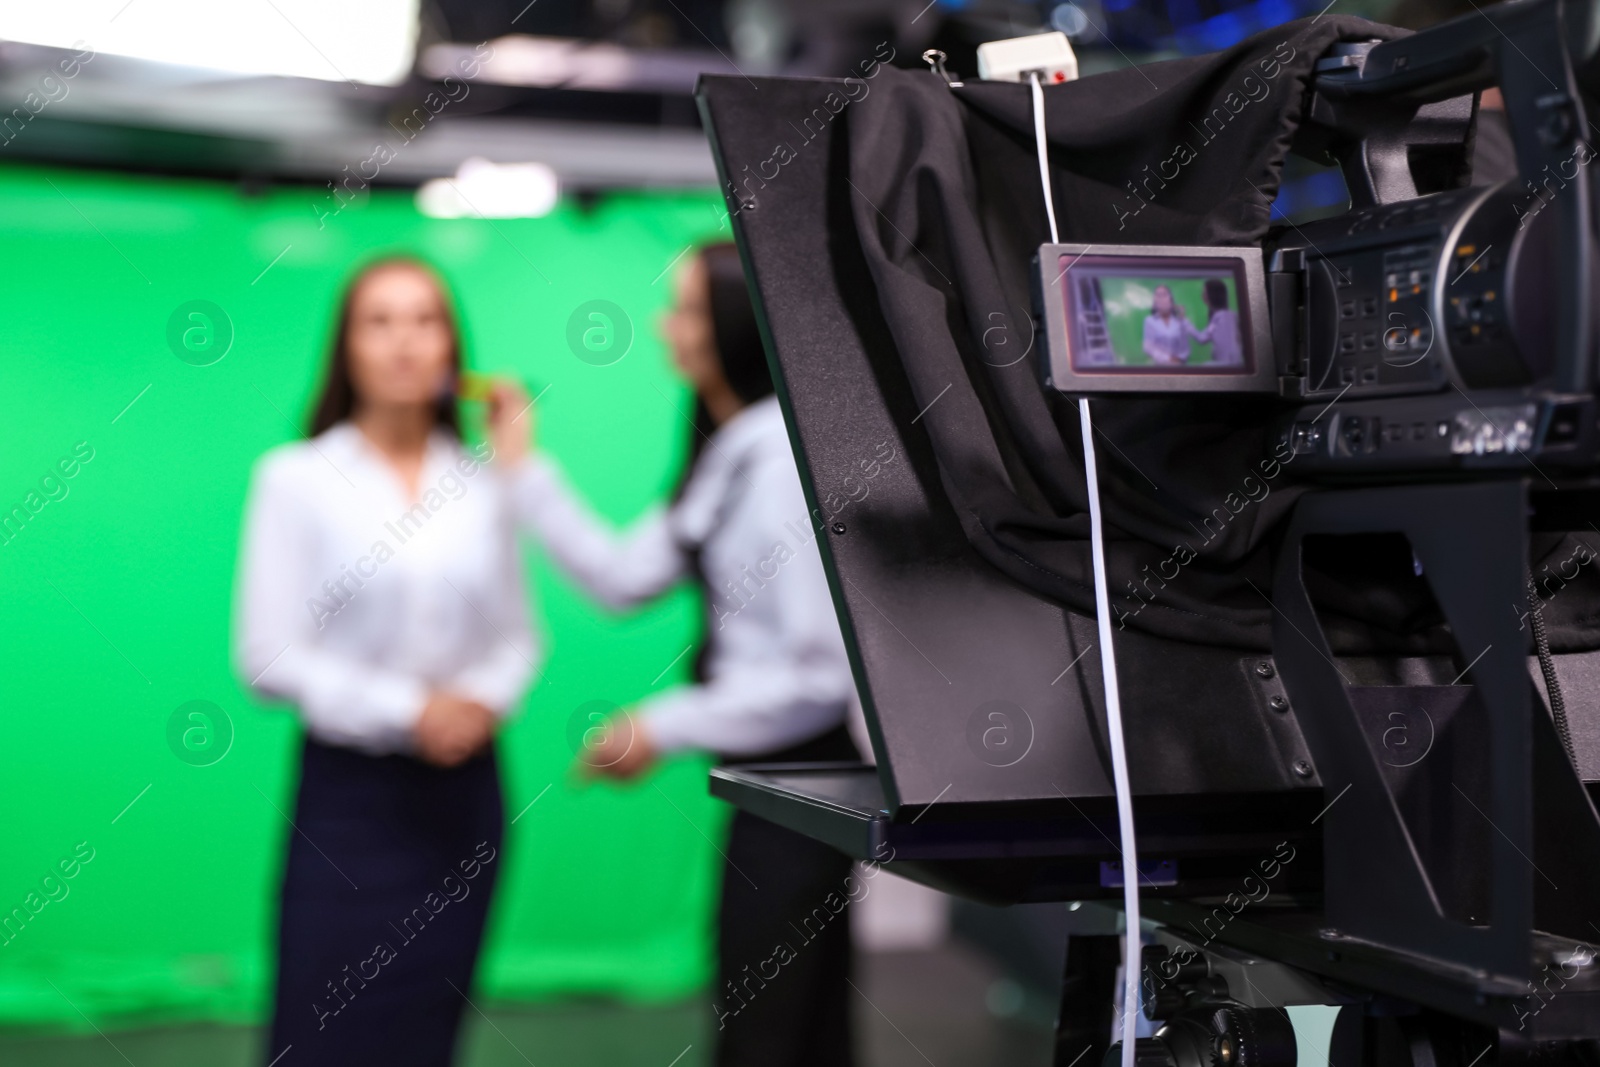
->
[487,241,859,1067]
[1182,278,1244,366]
[235,257,538,1066]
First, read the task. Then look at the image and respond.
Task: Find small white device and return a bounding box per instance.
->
[975,31,1079,84]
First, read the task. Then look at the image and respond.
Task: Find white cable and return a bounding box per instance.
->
[1029,72,1061,244]
[1081,388,1143,1067]
[1030,70,1142,1067]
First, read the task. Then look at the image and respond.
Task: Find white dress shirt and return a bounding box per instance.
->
[235,422,540,757]
[1142,311,1191,364]
[509,395,855,757]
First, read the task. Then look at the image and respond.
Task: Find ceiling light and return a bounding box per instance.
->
[416,157,560,219]
[0,0,420,86]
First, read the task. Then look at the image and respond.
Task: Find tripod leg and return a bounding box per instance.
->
[1055,934,1122,1067]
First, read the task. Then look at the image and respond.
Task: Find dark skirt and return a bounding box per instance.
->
[265,737,503,1067]
[714,725,859,1067]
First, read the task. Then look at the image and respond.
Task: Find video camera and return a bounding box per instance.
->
[696,0,1600,1063]
[1037,0,1600,475]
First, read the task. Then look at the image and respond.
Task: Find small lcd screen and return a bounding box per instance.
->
[1059,255,1254,373]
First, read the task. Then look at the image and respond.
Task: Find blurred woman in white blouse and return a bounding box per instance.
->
[1142,283,1190,365]
[234,258,538,1067]
[486,242,859,1067]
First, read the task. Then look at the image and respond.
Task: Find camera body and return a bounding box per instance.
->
[1270,179,1598,472]
[1035,178,1600,473]
[1035,1,1600,477]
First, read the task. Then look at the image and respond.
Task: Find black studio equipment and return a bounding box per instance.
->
[697,0,1600,1064]
[1033,0,1600,481]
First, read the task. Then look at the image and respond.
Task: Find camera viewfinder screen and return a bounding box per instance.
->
[1059,255,1253,373]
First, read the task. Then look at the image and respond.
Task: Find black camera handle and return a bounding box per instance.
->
[1310,0,1598,394]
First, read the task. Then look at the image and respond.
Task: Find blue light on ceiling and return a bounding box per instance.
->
[1100,0,1318,54]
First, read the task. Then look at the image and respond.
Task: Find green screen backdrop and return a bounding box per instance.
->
[0,161,730,1030]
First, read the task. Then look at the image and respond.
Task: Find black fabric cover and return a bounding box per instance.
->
[845,17,1600,654]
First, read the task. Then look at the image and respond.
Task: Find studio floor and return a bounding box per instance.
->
[0,945,1056,1067]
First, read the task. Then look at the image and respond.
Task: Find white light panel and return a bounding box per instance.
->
[0,0,421,86]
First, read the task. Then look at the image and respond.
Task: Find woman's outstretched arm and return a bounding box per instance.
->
[504,455,687,610]
[488,380,687,609]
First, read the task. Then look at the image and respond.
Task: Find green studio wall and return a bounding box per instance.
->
[0,161,730,1030]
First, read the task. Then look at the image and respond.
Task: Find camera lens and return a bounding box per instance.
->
[1210,1006,1297,1067]
[1106,1007,1298,1067]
